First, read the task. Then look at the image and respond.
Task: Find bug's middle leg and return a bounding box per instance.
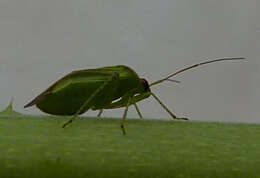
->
[97,109,103,117]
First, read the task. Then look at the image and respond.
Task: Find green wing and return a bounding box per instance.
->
[24,65,139,108]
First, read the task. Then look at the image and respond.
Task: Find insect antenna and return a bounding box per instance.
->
[149,57,245,87]
[166,79,181,83]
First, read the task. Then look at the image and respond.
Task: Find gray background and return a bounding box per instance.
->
[0,0,259,123]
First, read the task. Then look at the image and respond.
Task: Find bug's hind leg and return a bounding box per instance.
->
[121,98,131,135]
[63,72,120,128]
[133,103,143,119]
[151,92,188,121]
[97,109,103,118]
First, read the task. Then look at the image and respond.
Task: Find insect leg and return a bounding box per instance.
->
[150,92,188,120]
[97,109,103,117]
[62,72,119,128]
[121,97,131,135]
[133,103,143,119]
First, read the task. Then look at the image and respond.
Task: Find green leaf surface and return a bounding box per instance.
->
[0,115,259,178]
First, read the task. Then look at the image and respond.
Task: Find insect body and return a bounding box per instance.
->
[24,58,245,134]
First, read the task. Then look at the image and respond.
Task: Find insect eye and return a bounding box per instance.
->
[141,78,150,92]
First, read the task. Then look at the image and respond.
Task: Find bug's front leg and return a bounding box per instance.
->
[150,92,188,121]
[133,103,143,119]
[121,97,132,135]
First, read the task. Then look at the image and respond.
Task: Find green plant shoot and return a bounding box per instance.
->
[24,57,245,134]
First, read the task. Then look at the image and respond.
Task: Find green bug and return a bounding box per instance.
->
[24,57,245,134]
